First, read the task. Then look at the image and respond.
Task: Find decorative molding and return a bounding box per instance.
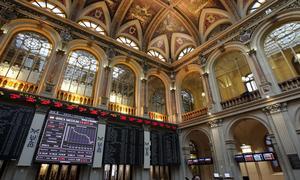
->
[208,119,222,128]
[262,103,284,114]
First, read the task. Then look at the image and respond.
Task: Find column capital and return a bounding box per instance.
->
[104,65,111,71]
[141,78,147,83]
[262,103,287,114]
[248,49,257,56]
[56,49,66,55]
[201,72,209,78]
[208,119,223,128]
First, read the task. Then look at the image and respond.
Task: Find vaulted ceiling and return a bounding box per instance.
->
[29,0,261,62]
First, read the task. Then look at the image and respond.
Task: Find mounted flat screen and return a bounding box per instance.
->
[0,102,35,160]
[235,152,276,163]
[35,110,98,164]
[187,157,213,165]
[263,152,275,161]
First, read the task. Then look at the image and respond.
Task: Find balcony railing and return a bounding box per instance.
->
[278,76,300,92]
[221,90,261,109]
[57,90,94,106]
[182,107,208,122]
[0,76,38,93]
[148,111,168,121]
[108,102,135,115]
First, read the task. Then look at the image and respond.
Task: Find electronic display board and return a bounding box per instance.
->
[35,110,98,164]
[187,157,213,165]
[235,152,276,163]
[0,102,35,160]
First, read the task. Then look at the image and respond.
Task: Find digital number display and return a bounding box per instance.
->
[35,110,98,164]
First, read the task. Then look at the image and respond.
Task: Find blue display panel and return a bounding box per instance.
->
[35,110,98,164]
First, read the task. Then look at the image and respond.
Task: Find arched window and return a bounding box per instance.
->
[242,73,257,92]
[248,0,267,14]
[110,64,135,107]
[150,90,166,114]
[116,36,139,50]
[178,46,194,60]
[78,20,106,35]
[181,90,194,113]
[60,50,98,97]
[148,76,166,114]
[265,135,282,172]
[0,31,52,85]
[32,1,66,18]
[147,49,166,62]
[214,51,253,101]
[264,22,300,82]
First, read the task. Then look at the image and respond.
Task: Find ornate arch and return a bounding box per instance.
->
[116,20,143,49]
[77,2,111,35]
[175,64,204,122]
[224,115,273,141]
[199,8,234,42]
[147,34,169,60]
[29,0,69,18]
[181,127,212,148]
[1,19,62,53]
[56,39,107,100]
[108,56,143,115]
[250,10,300,91]
[146,68,172,117]
[171,33,196,60]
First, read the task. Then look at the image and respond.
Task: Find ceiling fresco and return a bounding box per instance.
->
[28,0,261,61]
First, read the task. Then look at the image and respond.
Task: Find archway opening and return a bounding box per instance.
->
[214,51,257,102]
[181,72,207,113]
[147,76,167,121]
[230,119,283,180]
[109,64,135,115]
[185,130,213,180]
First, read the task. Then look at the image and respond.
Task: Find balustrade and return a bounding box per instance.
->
[57,90,94,106]
[182,107,208,122]
[221,90,261,109]
[148,111,167,121]
[0,76,38,93]
[108,102,135,115]
[278,76,300,92]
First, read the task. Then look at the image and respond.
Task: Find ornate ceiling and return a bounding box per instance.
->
[29,0,261,62]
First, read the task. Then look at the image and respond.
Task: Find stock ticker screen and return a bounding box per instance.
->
[35,110,98,164]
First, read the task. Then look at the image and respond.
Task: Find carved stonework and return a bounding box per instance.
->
[106,46,116,61]
[239,28,252,43]
[199,54,207,66]
[262,103,287,114]
[60,28,73,42]
[208,119,222,128]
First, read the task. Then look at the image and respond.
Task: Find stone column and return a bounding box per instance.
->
[201,73,214,112]
[141,78,148,117]
[225,139,242,178]
[263,103,300,179]
[40,49,66,98]
[177,130,193,180]
[209,120,241,179]
[99,66,111,109]
[170,86,179,124]
[247,49,278,96]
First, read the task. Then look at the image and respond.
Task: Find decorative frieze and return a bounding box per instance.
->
[208,119,223,128]
[263,103,287,114]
